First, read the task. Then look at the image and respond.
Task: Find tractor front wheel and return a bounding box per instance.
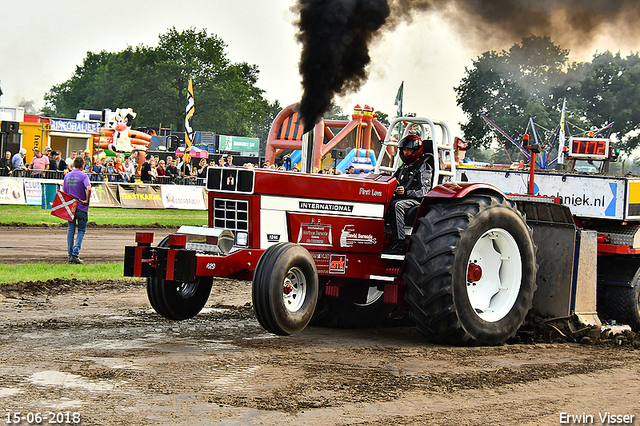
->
[252,243,319,335]
[404,193,537,346]
[147,277,213,320]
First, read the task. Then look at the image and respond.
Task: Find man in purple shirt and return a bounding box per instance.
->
[62,157,92,264]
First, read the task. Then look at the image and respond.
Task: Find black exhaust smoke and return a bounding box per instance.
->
[295,0,389,133]
[294,0,640,132]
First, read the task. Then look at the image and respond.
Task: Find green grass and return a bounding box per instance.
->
[0,262,143,284]
[0,205,208,227]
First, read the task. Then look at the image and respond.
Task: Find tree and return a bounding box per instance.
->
[559,51,640,153]
[43,27,273,138]
[455,36,572,155]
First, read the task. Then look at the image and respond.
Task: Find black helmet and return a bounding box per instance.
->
[398,134,423,164]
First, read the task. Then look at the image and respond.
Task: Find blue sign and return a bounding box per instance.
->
[50,119,98,134]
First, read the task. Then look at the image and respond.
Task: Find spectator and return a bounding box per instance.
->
[66,150,77,168]
[63,157,92,264]
[197,158,208,178]
[0,151,12,175]
[29,148,49,177]
[262,160,270,168]
[149,158,158,183]
[106,159,117,182]
[123,156,136,183]
[49,150,68,178]
[140,154,153,183]
[82,150,92,169]
[346,165,355,174]
[43,146,52,159]
[218,156,226,167]
[12,148,27,171]
[89,154,102,181]
[114,157,127,182]
[226,154,234,167]
[157,160,167,176]
[166,159,179,182]
[179,158,192,183]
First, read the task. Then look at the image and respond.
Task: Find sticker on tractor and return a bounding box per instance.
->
[267,234,280,242]
[297,222,332,246]
[329,254,347,274]
[299,201,354,213]
[339,225,377,247]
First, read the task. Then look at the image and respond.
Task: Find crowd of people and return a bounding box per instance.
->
[0,146,375,183]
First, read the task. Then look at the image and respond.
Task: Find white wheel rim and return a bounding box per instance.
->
[354,287,384,307]
[466,228,522,322]
[283,267,307,313]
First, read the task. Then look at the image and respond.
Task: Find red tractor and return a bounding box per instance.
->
[125,116,590,346]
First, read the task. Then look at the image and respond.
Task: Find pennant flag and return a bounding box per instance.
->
[184,78,195,165]
[50,190,78,221]
[394,81,404,117]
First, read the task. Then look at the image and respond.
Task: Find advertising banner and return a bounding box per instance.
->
[161,185,206,210]
[50,119,98,134]
[219,135,259,153]
[89,183,121,208]
[24,179,43,205]
[118,184,163,208]
[0,177,25,205]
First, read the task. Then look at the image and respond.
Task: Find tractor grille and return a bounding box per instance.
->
[213,198,249,233]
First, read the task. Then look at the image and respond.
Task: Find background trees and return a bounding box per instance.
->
[455,36,640,159]
[43,27,276,138]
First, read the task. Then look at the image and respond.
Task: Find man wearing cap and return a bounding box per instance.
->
[63,157,92,264]
[12,148,27,170]
[29,148,49,177]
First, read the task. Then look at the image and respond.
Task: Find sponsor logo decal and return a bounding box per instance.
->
[299,201,354,213]
[339,225,377,247]
[297,221,332,246]
[329,254,347,274]
[267,233,280,242]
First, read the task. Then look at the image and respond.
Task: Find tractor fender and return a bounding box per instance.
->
[411,182,506,229]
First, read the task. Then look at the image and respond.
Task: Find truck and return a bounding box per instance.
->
[123,115,630,346]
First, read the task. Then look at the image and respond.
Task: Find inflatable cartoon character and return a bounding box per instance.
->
[109,108,137,153]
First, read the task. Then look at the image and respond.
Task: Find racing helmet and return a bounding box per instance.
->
[398,134,423,164]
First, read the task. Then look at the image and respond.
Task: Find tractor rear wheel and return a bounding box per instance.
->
[404,193,537,346]
[147,276,213,320]
[252,242,319,335]
[604,283,640,331]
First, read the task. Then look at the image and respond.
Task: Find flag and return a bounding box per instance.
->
[558,99,567,164]
[50,190,78,221]
[184,78,195,165]
[394,81,404,117]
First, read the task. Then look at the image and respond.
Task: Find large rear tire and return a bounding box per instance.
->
[252,243,319,335]
[404,193,537,346]
[604,284,640,331]
[147,276,213,320]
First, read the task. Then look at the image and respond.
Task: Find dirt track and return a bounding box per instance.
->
[0,227,639,425]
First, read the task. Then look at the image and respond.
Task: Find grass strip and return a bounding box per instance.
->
[0,262,142,284]
[0,205,207,227]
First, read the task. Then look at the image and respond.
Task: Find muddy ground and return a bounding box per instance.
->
[0,227,639,425]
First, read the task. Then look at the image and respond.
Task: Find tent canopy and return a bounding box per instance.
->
[176,146,208,158]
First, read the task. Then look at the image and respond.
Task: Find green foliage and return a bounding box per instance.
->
[43,27,276,138]
[558,52,640,153]
[0,205,207,227]
[455,36,570,155]
[456,35,640,155]
[324,102,350,120]
[0,262,140,284]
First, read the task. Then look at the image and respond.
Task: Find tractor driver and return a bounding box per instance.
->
[385,134,433,254]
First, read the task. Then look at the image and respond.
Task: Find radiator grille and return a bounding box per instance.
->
[213,198,249,233]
